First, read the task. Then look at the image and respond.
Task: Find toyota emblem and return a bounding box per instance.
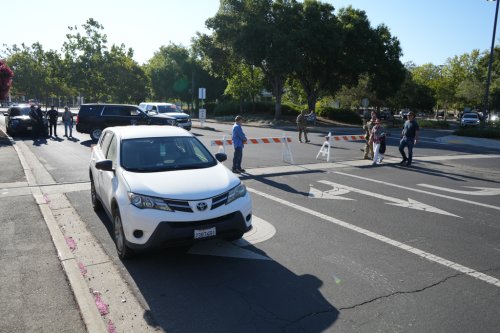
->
[196,202,208,211]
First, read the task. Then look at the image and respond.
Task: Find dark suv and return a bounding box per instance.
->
[76,104,177,141]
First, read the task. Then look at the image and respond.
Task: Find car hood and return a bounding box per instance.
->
[10,115,31,121]
[121,163,240,200]
[158,112,190,119]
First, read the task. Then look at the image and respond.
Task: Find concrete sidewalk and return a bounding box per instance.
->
[0,129,97,333]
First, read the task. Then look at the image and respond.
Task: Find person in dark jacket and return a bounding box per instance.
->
[46,105,59,137]
[35,105,46,137]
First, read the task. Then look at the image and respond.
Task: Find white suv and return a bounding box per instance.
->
[89,125,252,259]
[139,102,192,131]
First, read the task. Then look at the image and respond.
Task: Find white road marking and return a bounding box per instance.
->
[334,171,500,211]
[313,180,459,217]
[308,185,354,200]
[418,184,500,196]
[247,187,500,288]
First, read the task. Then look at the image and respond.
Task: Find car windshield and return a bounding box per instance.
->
[10,107,30,116]
[464,114,478,119]
[157,105,181,113]
[121,136,217,172]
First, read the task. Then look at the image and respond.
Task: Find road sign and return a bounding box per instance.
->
[198,88,206,100]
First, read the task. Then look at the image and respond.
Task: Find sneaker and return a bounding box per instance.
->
[363,156,371,160]
[379,157,384,163]
[405,161,412,167]
[232,169,241,174]
[305,140,310,143]
[371,161,377,166]
[399,159,407,165]
[238,169,246,173]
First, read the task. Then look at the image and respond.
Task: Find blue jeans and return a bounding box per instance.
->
[232,147,243,171]
[399,136,414,163]
[64,120,73,137]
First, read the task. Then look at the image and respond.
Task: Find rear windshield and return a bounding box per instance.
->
[121,136,216,172]
[9,107,30,116]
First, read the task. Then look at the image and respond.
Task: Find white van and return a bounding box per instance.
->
[139,102,192,131]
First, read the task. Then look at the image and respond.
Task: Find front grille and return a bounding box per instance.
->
[163,191,229,213]
[177,118,189,123]
[166,212,237,228]
[211,193,228,210]
[165,199,192,212]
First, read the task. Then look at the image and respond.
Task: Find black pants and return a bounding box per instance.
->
[49,122,57,136]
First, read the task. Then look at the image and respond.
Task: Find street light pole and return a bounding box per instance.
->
[484,0,500,122]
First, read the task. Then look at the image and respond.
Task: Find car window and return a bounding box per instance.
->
[120,136,216,172]
[9,107,30,116]
[107,136,118,165]
[464,114,477,119]
[157,105,178,113]
[99,132,113,156]
[102,106,140,117]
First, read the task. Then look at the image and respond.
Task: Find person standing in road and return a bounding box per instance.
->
[46,105,59,137]
[399,111,419,167]
[296,110,310,143]
[62,106,74,138]
[362,111,377,160]
[369,119,386,165]
[232,115,247,173]
[35,105,46,137]
[28,104,40,139]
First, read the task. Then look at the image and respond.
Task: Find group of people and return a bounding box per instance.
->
[28,105,74,139]
[363,110,419,166]
[230,108,420,174]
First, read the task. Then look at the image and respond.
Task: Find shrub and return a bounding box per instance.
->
[454,126,500,139]
[316,107,362,125]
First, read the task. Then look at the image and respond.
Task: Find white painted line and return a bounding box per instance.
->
[247,187,500,289]
[334,171,500,211]
[418,184,500,196]
[316,180,459,217]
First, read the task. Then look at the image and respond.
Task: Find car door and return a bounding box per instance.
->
[94,131,113,200]
[99,134,119,215]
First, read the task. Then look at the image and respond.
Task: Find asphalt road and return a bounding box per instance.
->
[2,117,500,332]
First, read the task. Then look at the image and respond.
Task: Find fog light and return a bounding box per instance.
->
[133,230,144,238]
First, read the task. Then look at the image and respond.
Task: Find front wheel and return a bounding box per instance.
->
[90,128,102,141]
[113,208,133,260]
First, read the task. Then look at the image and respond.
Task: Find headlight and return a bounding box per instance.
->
[128,193,173,211]
[227,183,247,204]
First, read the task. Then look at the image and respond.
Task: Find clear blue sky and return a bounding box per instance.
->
[2,0,499,66]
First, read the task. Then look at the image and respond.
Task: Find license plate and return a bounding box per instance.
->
[27,126,32,130]
[194,227,216,239]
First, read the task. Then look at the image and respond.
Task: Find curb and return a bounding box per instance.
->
[2,128,108,333]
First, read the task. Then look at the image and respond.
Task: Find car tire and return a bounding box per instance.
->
[113,208,133,260]
[90,178,102,212]
[90,128,102,141]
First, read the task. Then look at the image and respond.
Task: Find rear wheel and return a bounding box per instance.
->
[113,208,133,260]
[90,178,102,212]
[90,128,102,141]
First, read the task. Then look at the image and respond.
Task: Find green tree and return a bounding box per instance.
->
[225,63,265,112]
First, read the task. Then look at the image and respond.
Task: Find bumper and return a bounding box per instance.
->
[177,121,192,130]
[119,194,253,250]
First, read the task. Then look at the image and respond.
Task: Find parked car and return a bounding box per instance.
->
[75,103,177,141]
[5,104,48,136]
[139,102,191,131]
[399,109,411,119]
[89,125,252,259]
[460,113,480,127]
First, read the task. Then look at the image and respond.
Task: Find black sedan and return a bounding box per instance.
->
[5,104,48,136]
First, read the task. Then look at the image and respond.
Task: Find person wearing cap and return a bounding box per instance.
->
[46,105,59,137]
[369,119,386,165]
[62,106,74,137]
[399,111,419,166]
[231,115,247,173]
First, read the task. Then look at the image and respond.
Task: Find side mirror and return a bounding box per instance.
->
[215,153,227,162]
[95,159,114,172]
